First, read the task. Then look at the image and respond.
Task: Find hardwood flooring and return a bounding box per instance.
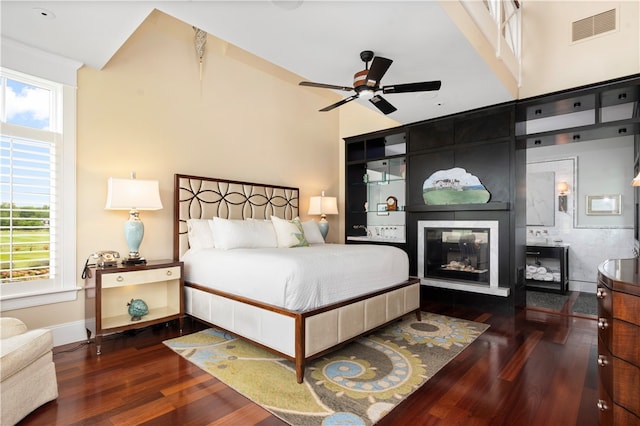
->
[19,302,598,425]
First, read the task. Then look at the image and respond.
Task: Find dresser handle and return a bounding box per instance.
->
[166,270,172,276]
[116,276,124,282]
[597,400,608,411]
[596,287,606,299]
[598,318,608,330]
[597,355,608,367]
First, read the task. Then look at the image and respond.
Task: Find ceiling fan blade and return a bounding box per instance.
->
[369,95,397,115]
[365,56,393,87]
[319,95,359,112]
[382,80,442,94]
[299,81,354,92]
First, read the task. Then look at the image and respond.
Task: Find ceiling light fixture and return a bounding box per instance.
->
[359,89,374,100]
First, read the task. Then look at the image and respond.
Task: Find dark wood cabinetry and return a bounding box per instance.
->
[344,130,407,247]
[597,258,640,425]
[516,75,640,149]
[345,102,526,312]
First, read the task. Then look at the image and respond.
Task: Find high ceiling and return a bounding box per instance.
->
[1,1,515,124]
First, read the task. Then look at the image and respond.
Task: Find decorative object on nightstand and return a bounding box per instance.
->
[105,172,163,265]
[127,298,149,321]
[308,191,338,240]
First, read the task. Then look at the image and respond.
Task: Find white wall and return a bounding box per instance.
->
[520,1,640,98]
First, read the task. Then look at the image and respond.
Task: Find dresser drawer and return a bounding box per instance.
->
[101,266,181,288]
[597,372,614,426]
[613,290,640,327]
[597,283,612,316]
[597,303,613,351]
[613,356,640,416]
[597,339,613,398]
[612,319,640,366]
[613,404,640,426]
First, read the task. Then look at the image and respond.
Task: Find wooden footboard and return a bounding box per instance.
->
[184,278,421,383]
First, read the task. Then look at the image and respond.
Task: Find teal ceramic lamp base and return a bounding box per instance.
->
[123,210,146,264]
[318,215,329,241]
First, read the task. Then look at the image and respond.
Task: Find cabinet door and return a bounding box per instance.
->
[454,140,510,203]
[408,119,454,151]
[454,108,512,144]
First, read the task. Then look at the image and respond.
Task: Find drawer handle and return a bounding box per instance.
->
[116,276,124,282]
[598,318,608,330]
[597,355,608,367]
[596,287,606,299]
[596,400,608,411]
[166,270,172,276]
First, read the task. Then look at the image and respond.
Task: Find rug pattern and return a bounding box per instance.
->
[164,312,488,425]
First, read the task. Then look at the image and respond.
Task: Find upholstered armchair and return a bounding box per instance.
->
[0,317,58,425]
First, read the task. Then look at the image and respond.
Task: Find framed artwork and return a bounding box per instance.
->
[376,203,389,216]
[586,194,621,215]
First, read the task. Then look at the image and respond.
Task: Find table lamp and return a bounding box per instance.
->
[308,191,338,240]
[105,173,162,264]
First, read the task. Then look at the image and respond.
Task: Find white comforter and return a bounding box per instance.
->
[181,244,409,311]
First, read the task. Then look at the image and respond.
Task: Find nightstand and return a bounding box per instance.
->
[85,259,184,354]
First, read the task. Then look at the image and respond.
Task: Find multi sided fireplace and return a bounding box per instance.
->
[417,220,509,297]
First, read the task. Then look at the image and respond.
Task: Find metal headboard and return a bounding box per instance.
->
[173,174,299,260]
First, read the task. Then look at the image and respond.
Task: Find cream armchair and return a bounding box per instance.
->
[0,317,58,425]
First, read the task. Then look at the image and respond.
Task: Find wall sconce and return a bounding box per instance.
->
[631,172,640,186]
[557,181,569,212]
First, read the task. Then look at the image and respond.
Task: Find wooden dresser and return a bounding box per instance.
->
[597,258,640,425]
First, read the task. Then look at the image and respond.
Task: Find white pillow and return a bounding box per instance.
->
[271,216,309,248]
[186,219,215,250]
[211,217,278,250]
[302,219,325,244]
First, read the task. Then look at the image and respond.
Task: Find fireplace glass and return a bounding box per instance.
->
[424,228,490,284]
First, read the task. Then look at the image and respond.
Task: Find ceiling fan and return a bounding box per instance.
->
[299,50,441,115]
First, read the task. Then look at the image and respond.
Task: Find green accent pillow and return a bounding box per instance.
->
[270,216,309,248]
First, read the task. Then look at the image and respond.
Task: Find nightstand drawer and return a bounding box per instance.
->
[101,266,181,288]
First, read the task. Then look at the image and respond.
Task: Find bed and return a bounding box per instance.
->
[173,174,421,383]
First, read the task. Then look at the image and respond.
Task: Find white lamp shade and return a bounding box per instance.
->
[105,177,163,210]
[308,196,338,215]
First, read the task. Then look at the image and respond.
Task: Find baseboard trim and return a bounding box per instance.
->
[569,280,596,293]
[47,319,89,348]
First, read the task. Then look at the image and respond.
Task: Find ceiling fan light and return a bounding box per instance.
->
[359,89,374,100]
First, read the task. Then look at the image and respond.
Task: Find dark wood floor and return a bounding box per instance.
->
[20,301,598,426]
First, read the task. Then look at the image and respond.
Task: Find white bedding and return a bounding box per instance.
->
[181,243,409,311]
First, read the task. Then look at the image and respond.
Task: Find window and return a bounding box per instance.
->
[0,68,77,310]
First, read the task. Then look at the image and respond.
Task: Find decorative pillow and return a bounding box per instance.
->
[186,219,215,250]
[271,216,309,248]
[301,219,325,244]
[211,217,278,250]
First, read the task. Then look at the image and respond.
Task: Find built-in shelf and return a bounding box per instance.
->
[406,202,510,212]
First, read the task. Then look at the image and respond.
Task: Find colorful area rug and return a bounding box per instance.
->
[164,312,489,425]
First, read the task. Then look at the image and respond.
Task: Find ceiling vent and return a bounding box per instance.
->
[572,9,616,42]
